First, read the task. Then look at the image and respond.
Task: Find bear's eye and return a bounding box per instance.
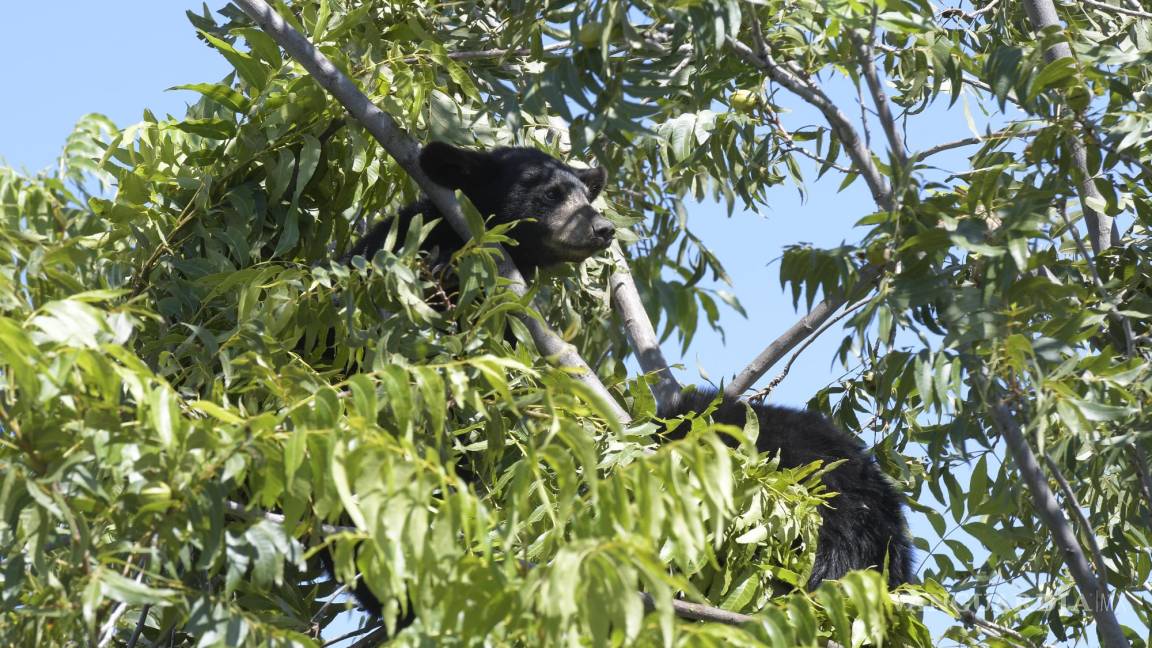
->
[544,187,565,203]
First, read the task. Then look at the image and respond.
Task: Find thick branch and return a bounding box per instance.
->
[724,265,882,401]
[728,38,893,212]
[988,402,1130,648]
[232,0,628,422]
[1020,0,1115,254]
[608,243,681,408]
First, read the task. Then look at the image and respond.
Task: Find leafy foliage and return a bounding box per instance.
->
[3,0,1152,646]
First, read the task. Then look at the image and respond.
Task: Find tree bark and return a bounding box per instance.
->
[989,401,1130,648]
[1020,0,1116,254]
[608,243,681,408]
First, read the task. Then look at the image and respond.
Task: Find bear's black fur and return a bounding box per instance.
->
[344,141,615,274]
[320,142,614,628]
[659,387,913,589]
[332,387,912,629]
[322,144,910,628]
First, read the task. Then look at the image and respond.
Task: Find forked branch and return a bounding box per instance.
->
[723,265,882,401]
[727,38,893,212]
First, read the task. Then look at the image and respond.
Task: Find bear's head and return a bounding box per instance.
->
[419,141,615,271]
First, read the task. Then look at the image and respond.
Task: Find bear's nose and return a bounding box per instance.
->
[592,218,615,241]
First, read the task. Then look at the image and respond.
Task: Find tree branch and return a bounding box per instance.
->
[748,297,869,403]
[1081,0,1152,20]
[1043,452,1111,599]
[224,499,355,535]
[849,24,908,169]
[727,38,894,212]
[938,0,1004,22]
[725,31,900,400]
[399,40,572,64]
[223,499,795,631]
[723,265,882,401]
[124,605,150,648]
[1020,0,1116,254]
[231,0,629,422]
[97,567,147,647]
[916,128,1045,160]
[958,608,1037,648]
[987,400,1130,648]
[608,243,681,408]
[639,592,752,625]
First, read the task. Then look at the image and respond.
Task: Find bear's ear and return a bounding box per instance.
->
[419,141,491,189]
[574,166,607,201]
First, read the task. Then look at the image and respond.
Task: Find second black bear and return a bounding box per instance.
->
[345,141,616,273]
[660,387,913,589]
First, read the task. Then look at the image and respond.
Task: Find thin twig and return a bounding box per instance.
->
[766,111,854,174]
[97,567,148,647]
[124,605,150,648]
[939,0,1004,21]
[916,128,1045,160]
[323,622,383,647]
[958,608,1038,648]
[1129,445,1152,530]
[232,0,629,422]
[311,582,352,637]
[749,297,869,402]
[346,624,392,648]
[224,499,355,535]
[397,40,571,64]
[1057,202,1135,357]
[1081,0,1152,19]
[1043,452,1111,599]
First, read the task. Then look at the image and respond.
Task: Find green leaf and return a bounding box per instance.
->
[169,82,250,112]
[98,569,178,605]
[198,30,270,89]
[1028,56,1078,100]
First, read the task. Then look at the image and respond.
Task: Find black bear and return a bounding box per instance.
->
[660,387,913,590]
[321,141,615,625]
[344,141,616,274]
[332,389,913,629]
[324,144,911,630]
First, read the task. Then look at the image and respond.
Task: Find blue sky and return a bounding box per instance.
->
[0,2,1042,642]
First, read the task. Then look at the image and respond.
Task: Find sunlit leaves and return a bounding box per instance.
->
[5,0,1152,645]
